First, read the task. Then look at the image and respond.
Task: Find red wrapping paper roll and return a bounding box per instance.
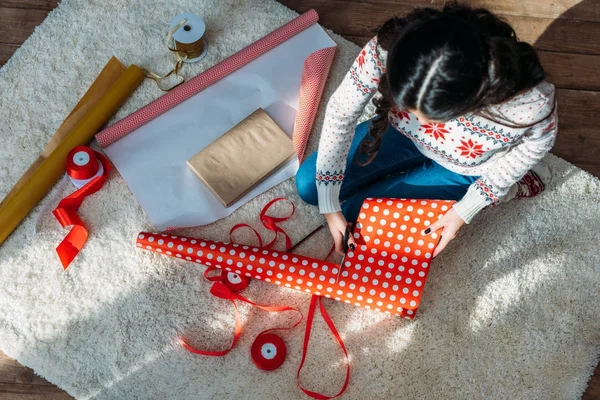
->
[136,198,451,318]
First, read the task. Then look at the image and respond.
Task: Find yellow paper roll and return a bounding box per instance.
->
[0,64,145,245]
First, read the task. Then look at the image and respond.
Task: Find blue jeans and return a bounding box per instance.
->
[296,121,479,222]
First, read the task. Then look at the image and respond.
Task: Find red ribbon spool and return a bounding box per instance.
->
[222,271,249,292]
[66,146,100,180]
[251,333,287,371]
[53,146,111,269]
[203,267,250,292]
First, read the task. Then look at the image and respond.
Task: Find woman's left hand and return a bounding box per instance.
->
[425,207,465,258]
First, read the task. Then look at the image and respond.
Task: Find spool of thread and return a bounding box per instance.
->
[170,13,207,63]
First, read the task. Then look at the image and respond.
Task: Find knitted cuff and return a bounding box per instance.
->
[317,184,342,214]
[452,185,491,224]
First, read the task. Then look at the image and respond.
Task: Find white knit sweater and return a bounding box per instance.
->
[316,36,558,223]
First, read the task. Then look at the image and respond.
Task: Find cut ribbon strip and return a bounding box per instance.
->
[180,281,303,357]
[52,148,111,269]
[229,223,264,248]
[298,295,350,399]
[228,197,295,251]
[259,197,295,250]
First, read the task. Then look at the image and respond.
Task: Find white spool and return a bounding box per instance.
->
[72,151,90,166]
[169,13,208,63]
[261,343,277,360]
[69,163,104,189]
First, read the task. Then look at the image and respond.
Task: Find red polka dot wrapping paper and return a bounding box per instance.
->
[136,198,453,318]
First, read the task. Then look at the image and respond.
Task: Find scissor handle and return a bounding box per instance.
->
[342,224,351,254]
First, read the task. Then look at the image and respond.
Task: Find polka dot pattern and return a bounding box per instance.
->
[345,198,448,318]
[136,199,447,319]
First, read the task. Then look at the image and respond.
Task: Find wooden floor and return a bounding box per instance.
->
[1,0,599,398]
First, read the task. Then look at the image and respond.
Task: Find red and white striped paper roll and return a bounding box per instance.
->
[293,46,336,160]
[136,198,450,318]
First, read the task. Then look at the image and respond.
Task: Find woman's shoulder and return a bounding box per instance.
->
[486,81,556,126]
[365,36,388,66]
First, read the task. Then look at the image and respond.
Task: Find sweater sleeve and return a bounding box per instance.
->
[453,99,558,223]
[316,36,386,214]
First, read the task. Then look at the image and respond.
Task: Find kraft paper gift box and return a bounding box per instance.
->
[187,108,296,207]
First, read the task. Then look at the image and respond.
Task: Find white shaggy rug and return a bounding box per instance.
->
[1,0,599,399]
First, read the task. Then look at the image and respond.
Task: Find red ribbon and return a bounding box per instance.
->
[191,198,299,355]
[259,197,295,250]
[229,223,264,248]
[205,197,296,287]
[251,332,287,370]
[229,197,295,250]
[298,295,350,399]
[52,149,111,269]
[180,281,303,356]
[187,198,349,398]
[202,219,265,290]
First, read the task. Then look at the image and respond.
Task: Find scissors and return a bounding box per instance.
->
[288,221,352,283]
[337,224,353,282]
[342,224,352,253]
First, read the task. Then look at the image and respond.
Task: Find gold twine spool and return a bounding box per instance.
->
[144,16,207,91]
[173,25,205,60]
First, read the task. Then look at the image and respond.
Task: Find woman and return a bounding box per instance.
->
[296,3,557,256]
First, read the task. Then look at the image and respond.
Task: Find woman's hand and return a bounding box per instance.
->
[324,212,356,255]
[425,207,465,258]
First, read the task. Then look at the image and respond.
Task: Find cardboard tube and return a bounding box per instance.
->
[0,64,145,245]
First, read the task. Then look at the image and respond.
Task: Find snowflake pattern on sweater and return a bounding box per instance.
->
[315,36,558,223]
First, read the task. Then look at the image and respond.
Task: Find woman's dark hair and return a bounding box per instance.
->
[359,2,546,164]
